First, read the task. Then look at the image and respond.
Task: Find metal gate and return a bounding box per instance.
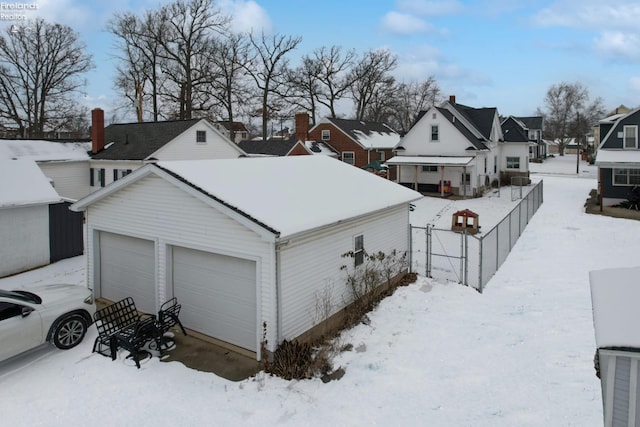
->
[411,225,467,285]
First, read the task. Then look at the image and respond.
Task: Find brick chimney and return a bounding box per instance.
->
[91,108,105,154]
[295,112,309,142]
[449,95,456,104]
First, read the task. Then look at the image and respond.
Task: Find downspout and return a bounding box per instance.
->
[274,241,284,351]
[414,165,418,191]
[440,165,444,197]
[463,165,467,199]
[599,167,603,212]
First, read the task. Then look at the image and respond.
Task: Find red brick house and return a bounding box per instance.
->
[294,113,398,166]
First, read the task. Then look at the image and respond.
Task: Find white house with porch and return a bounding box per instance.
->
[386,97,530,197]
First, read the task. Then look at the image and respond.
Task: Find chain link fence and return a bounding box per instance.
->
[410,180,544,293]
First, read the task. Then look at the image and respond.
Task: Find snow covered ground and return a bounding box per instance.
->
[0,156,629,426]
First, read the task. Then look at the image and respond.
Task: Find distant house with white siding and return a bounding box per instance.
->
[89,109,246,193]
[71,155,421,360]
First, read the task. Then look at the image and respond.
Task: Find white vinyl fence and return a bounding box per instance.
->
[410,180,544,293]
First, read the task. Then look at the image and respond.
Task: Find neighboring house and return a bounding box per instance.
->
[513,116,545,160]
[593,105,631,153]
[237,138,338,158]
[212,120,250,143]
[0,160,83,277]
[0,138,91,201]
[387,96,529,197]
[500,117,533,182]
[590,266,640,427]
[71,156,421,360]
[300,113,400,171]
[89,109,246,192]
[594,108,640,206]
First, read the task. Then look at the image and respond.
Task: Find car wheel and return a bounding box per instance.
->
[52,315,87,350]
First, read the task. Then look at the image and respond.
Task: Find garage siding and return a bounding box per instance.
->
[85,175,275,350]
[0,205,50,277]
[278,205,410,340]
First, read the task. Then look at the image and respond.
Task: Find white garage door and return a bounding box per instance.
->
[172,246,257,352]
[99,232,156,314]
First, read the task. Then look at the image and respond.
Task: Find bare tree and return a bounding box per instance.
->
[538,82,604,155]
[287,56,322,125]
[156,0,229,119]
[244,31,302,140]
[349,49,397,121]
[389,78,441,132]
[312,46,356,119]
[0,19,93,137]
[204,33,252,140]
[109,11,166,121]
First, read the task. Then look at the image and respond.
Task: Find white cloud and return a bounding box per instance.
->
[533,2,640,30]
[219,0,272,34]
[630,76,640,92]
[595,31,640,61]
[381,12,433,35]
[396,0,464,16]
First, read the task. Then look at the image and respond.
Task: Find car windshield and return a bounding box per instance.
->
[0,289,42,304]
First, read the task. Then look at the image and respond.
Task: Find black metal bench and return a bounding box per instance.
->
[92,297,162,368]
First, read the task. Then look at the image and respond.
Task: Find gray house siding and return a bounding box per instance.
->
[600,168,635,201]
[601,110,640,149]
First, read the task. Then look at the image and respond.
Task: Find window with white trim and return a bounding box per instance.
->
[613,168,640,186]
[378,151,385,161]
[354,235,364,267]
[506,156,520,169]
[431,125,439,142]
[196,130,206,144]
[624,125,638,149]
[422,165,438,172]
[321,129,330,141]
[113,169,133,181]
[342,152,355,165]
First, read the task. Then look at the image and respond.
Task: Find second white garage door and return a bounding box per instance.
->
[172,246,257,352]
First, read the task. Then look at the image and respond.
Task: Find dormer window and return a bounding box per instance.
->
[196,130,206,144]
[321,129,330,141]
[624,125,637,149]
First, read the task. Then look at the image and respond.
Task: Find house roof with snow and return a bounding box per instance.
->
[92,119,202,160]
[303,140,338,157]
[324,118,400,149]
[213,121,248,132]
[590,266,640,348]
[0,139,91,162]
[72,156,421,238]
[0,160,61,208]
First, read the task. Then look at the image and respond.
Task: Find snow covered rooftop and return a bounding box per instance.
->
[0,139,91,162]
[595,149,640,167]
[385,156,474,166]
[351,129,400,149]
[590,266,640,348]
[0,160,61,208]
[157,156,422,237]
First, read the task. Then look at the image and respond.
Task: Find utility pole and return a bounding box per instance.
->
[576,111,580,174]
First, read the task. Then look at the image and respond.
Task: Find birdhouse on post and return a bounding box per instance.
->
[451,209,479,234]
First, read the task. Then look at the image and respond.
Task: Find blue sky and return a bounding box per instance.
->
[6,0,640,121]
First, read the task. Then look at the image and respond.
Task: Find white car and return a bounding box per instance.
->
[0,284,96,362]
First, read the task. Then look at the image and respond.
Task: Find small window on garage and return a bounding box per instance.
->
[196,130,207,144]
[342,152,355,165]
[321,129,330,141]
[354,235,364,267]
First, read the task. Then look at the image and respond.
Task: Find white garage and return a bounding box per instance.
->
[72,156,420,359]
[171,246,257,351]
[99,232,156,314]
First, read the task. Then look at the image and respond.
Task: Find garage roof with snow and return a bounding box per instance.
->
[0,160,61,208]
[590,266,640,348]
[157,156,422,238]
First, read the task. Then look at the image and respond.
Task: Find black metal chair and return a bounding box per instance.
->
[148,297,187,351]
[113,316,163,369]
